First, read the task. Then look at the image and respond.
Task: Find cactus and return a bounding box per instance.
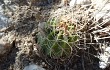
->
[37,18,78,58]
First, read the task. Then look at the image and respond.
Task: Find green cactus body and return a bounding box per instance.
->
[37,19,78,58]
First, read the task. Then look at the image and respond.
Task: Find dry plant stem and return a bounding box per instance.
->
[95,36,110,40]
[92,26,110,34]
[98,17,110,27]
[82,54,85,70]
[89,12,110,32]
[90,0,109,26]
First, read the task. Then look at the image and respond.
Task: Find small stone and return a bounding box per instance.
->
[28,43,33,47]
[42,62,45,66]
[105,47,110,53]
[23,64,45,70]
[99,62,107,69]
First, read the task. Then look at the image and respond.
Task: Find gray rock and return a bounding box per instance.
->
[23,64,45,70]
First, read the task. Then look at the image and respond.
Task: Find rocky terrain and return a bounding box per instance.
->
[0,0,110,70]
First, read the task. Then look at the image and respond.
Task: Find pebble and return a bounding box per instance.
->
[23,64,45,70]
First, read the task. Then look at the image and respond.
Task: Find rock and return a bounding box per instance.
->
[99,46,110,69]
[0,39,12,55]
[69,0,91,7]
[0,32,15,55]
[0,14,9,29]
[94,3,110,21]
[0,32,4,38]
[0,42,10,54]
[23,64,45,70]
[99,53,109,69]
